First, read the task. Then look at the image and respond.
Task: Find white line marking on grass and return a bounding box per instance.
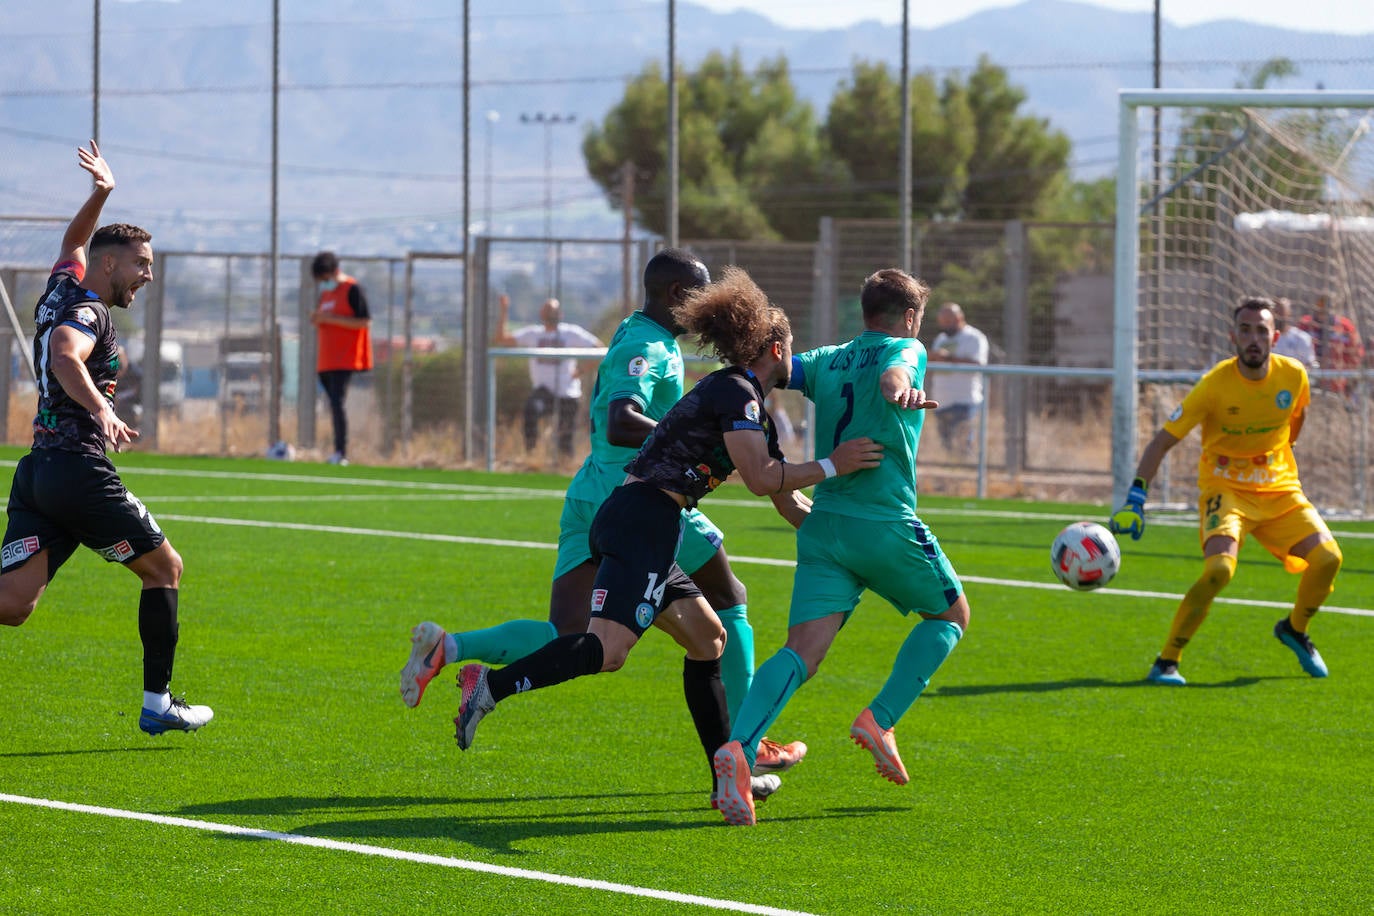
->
[0,794,813,916]
[159,514,1374,618]
[149,493,534,503]
[160,514,556,552]
[12,460,1371,538]
[955,574,1374,617]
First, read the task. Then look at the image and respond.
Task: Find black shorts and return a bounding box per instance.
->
[588,481,703,636]
[3,449,166,579]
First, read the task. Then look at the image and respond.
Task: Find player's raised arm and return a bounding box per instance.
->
[58,141,116,272]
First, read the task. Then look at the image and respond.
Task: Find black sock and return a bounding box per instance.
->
[487,633,604,702]
[138,588,179,694]
[683,656,730,774]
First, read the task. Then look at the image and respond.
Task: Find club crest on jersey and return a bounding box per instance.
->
[744,400,760,423]
[73,306,98,327]
[635,602,655,629]
[1,536,41,569]
[96,539,135,563]
[627,356,649,377]
[1276,390,1293,409]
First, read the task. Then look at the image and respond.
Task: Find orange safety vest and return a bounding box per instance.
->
[316,275,373,372]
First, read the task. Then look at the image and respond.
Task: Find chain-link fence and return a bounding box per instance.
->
[4,212,1368,512]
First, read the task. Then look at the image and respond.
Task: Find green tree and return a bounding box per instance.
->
[821,62,974,217]
[960,58,1071,218]
[823,56,1067,220]
[583,52,838,241]
[584,52,1072,240]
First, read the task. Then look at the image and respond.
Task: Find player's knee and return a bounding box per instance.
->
[136,544,183,588]
[157,547,184,587]
[548,603,589,636]
[687,620,727,662]
[1202,553,1236,590]
[599,645,630,672]
[721,575,747,610]
[707,627,726,660]
[0,591,38,626]
[704,578,747,614]
[1304,539,1343,579]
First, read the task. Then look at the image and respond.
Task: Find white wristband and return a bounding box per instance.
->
[818,457,836,479]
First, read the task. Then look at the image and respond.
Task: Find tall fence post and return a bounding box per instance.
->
[142,260,165,451]
[296,255,317,450]
[1003,220,1028,478]
[0,268,14,444]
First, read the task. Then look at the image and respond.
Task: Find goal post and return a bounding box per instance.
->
[1114,89,1374,513]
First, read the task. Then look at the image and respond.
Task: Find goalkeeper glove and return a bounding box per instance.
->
[1109,477,1148,541]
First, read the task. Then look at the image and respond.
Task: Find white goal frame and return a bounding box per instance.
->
[1112,88,1374,501]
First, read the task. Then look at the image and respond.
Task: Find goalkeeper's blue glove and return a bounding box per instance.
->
[1109,477,1148,541]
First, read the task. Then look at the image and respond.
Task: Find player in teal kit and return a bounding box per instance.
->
[400,249,805,776]
[713,267,971,826]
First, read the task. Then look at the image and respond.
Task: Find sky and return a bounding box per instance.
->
[689,0,1374,34]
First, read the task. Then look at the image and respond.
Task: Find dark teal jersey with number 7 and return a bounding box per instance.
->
[790,331,927,521]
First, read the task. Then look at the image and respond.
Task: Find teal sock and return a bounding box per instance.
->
[729,647,807,770]
[452,619,558,665]
[870,619,963,729]
[715,604,754,722]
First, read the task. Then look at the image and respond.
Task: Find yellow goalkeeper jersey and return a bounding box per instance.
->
[1163,353,1310,494]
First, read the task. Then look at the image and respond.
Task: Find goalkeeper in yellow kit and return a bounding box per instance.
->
[1110,297,1343,685]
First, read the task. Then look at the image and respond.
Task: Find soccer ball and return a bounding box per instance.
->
[1050,521,1121,591]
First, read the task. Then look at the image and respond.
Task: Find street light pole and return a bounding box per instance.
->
[520,112,576,295]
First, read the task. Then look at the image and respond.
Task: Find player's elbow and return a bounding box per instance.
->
[741,474,774,497]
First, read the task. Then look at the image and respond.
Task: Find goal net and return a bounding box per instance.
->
[1114,90,1374,516]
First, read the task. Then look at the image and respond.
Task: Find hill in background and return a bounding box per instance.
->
[0,0,1369,256]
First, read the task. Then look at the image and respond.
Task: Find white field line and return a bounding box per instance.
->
[158,513,1374,619]
[0,793,813,916]
[5,459,1362,537]
[3,458,1366,610]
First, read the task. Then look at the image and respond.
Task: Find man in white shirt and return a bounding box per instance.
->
[928,302,989,452]
[496,295,603,456]
[1272,297,1318,369]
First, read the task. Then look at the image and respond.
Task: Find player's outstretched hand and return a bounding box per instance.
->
[829,436,883,475]
[77,140,115,192]
[1108,478,1148,540]
[892,388,938,411]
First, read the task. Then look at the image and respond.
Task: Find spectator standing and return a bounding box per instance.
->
[1298,295,1363,398]
[310,252,373,466]
[495,294,602,457]
[1272,297,1318,369]
[928,302,988,452]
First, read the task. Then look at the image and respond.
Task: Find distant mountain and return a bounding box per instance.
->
[0,0,1369,256]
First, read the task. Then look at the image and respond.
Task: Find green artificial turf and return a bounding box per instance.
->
[2,449,1370,914]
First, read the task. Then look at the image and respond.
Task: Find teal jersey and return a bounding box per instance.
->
[792,331,926,521]
[564,311,684,504]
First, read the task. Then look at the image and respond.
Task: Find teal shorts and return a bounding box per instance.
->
[789,511,963,626]
[555,497,723,580]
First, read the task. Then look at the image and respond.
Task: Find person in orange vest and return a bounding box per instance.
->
[310,252,373,465]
